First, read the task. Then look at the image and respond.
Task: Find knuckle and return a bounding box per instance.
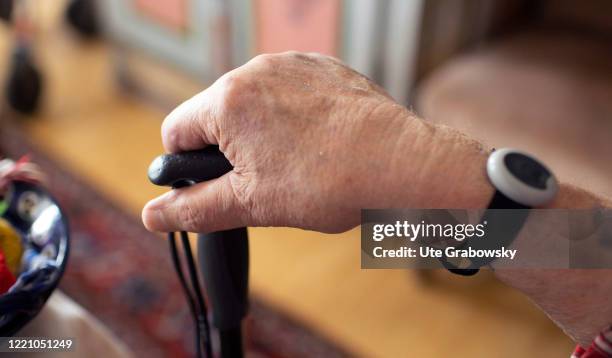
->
[282,51,311,62]
[217,73,247,110]
[289,51,330,64]
[282,50,301,58]
[219,73,242,94]
[305,51,324,58]
[250,53,275,67]
[319,53,342,65]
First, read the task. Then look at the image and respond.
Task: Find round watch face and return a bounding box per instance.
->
[487,148,558,207]
[504,153,552,190]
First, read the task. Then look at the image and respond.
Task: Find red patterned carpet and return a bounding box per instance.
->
[1,124,350,358]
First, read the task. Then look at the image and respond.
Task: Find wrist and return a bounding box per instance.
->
[389,118,494,209]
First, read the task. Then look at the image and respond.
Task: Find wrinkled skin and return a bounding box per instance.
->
[142,51,611,348]
[142,51,491,234]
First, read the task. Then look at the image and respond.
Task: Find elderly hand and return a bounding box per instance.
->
[141,52,491,234]
[141,51,612,350]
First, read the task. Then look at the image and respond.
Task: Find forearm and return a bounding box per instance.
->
[392,115,612,346]
[494,184,612,347]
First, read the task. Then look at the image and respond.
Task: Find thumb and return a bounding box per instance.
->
[142,174,247,233]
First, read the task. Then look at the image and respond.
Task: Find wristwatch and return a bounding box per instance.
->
[443,148,559,276]
[487,148,558,208]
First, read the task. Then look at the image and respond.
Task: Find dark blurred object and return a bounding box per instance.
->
[5,44,42,114]
[0,0,12,22]
[542,0,612,36]
[65,0,99,37]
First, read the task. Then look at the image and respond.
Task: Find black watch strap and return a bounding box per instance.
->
[442,191,530,276]
[488,190,530,210]
[439,148,557,276]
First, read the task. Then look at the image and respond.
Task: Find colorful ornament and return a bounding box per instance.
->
[0,198,7,216]
[0,250,16,294]
[0,218,23,276]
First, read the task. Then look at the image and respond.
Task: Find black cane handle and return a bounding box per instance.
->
[147,146,233,187]
[147,145,248,357]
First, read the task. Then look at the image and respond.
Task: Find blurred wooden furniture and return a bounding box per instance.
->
[416,6,612,200]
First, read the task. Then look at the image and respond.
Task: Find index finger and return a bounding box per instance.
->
[161,86,220,153]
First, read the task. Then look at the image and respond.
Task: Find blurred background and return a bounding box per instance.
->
[0,0,611,357]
